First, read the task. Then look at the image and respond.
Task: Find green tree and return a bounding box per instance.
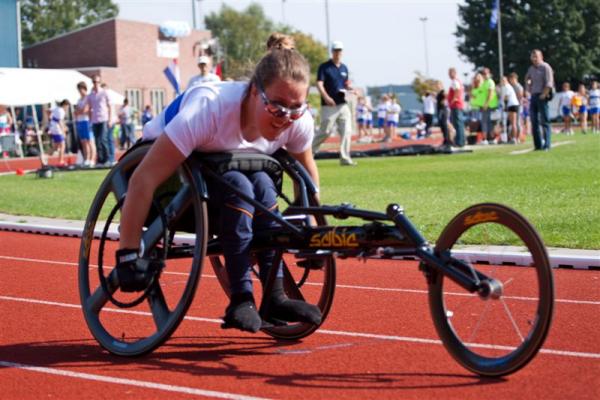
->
[205,3,327,82]
[412,72,440,99]
[456,0,600,85]
[20,0,119,47]
[205,3,275,79]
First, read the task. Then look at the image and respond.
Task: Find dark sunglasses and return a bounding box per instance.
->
[258,83,307,121]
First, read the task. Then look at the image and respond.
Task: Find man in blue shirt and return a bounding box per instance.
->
[312,41,356,166]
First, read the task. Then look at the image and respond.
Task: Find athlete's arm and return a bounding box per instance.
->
[119,133,187,249]
[289,147,320,202]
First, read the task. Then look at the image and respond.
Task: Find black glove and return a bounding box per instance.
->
[115,248,153,292]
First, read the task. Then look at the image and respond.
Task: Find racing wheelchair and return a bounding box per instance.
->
[78,141,554,377]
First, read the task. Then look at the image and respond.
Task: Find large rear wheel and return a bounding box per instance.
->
[78,143,208,356]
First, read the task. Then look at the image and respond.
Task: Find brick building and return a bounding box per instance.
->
[22,18,212,123]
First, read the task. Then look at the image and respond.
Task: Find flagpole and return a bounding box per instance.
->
[497,0,503,78]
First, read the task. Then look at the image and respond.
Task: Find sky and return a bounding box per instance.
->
[114,0,475,89]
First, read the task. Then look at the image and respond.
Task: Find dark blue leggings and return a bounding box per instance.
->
[208,170,282,294]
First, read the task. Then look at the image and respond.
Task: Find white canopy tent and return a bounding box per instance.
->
[0,67,93,106]
[0,68,126,164]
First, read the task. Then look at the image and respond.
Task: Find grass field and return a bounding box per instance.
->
[1,132,598,249]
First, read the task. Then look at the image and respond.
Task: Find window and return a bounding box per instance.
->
[125,88,142,125]
[150,89,166,117]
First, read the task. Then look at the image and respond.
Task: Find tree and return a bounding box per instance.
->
[412,71,440,99]
[20,0,119,47]
[456,0,600,85]
[205,3,275,79]
[205,3,327,82]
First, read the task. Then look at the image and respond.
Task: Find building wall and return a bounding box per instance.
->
[23,20,118,69]
[22,19,212,120]
[0,0,21,67]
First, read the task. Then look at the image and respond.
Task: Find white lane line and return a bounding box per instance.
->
[2,255,600,306]
[0,360,269,400]
[509,140,575,155]
[1,295,600,360]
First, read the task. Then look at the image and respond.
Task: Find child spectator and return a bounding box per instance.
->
[376,94,390,137]
[589,81,600,133]
[499,76,520,143]
[48,99,70,166]
[557,82,575,135]
[383,96,401,142]
[572,84,588,133]
[422,91,436,137]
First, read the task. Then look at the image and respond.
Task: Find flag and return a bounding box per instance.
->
[489,0,499,29]
[163,59,181,95]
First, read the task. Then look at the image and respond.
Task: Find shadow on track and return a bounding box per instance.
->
[0,337,506,390]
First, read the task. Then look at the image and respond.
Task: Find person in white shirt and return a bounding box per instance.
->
[186,55,221,90]
[382,97,401,142]
[499,76,520,143]
[376,94,390,136]
[589,80,600,133]
[422,92,436,136]
[121,34,321,334]
[48,99,70,166]
[557,82,575,135]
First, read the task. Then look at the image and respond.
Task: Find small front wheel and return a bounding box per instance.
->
[428,203,554,376]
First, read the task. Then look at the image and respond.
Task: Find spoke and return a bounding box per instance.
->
[110,169,129,201]
[500,297,525,342]
[148,285,171,330]
[86,270,118,314]
[467,299,492,344]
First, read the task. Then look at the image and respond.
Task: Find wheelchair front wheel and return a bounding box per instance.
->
[78,143,209,356]
[428,203,554,376]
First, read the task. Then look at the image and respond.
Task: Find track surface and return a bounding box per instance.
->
[1,231,599,399]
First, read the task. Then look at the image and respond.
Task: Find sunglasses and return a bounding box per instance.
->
[258,83,307,121]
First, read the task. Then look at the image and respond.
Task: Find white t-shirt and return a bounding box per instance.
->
[500,84,519,107]
[386,102,401,122]
[557,90,574,109]
[76,96,89,122]
[377,101,390,119]
[49,107,65,135]
[589,89,600,107]
[143,81,314,158]
[423,95,436,114]
[186,73,221,90]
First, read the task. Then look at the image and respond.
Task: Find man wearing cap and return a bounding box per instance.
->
[187,55,221,90]
[312,40,356,166]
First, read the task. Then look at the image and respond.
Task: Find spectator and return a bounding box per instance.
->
[469,73,485,138]
[86,75,113,165]
[364,96,374,136]
[75,81,96,167]
[312,40,357,166]
[384,96,401,142]
[376,94,390,137]
[521,90,531,139]
[499,76,520,143]
[356,96,372,142]
[589,81,600,134]
[119,98,137,150]
[447,67,465,147]
[186,55,221,90]
[525,49,555,150]
[436,81,451,146]
[141,105,153,126]
[0,105,13,135]
[572,84,588,134]
[48,99,70,166]
[557,82,575,135]
[267,32,295,50]
[422,91,436,137]
[480,67,499,144]
[508,72,525,140]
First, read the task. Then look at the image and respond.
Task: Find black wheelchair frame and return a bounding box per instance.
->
[79,141,554,377]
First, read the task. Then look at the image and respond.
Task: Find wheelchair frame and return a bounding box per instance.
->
[79,141,554,377]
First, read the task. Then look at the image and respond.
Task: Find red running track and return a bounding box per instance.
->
[1,231,599,399]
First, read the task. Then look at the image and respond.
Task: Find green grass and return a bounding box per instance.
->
[1,133,599,249]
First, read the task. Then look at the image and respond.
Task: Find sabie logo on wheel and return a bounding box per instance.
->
[464,210,499,226]
[309,229,359,248]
